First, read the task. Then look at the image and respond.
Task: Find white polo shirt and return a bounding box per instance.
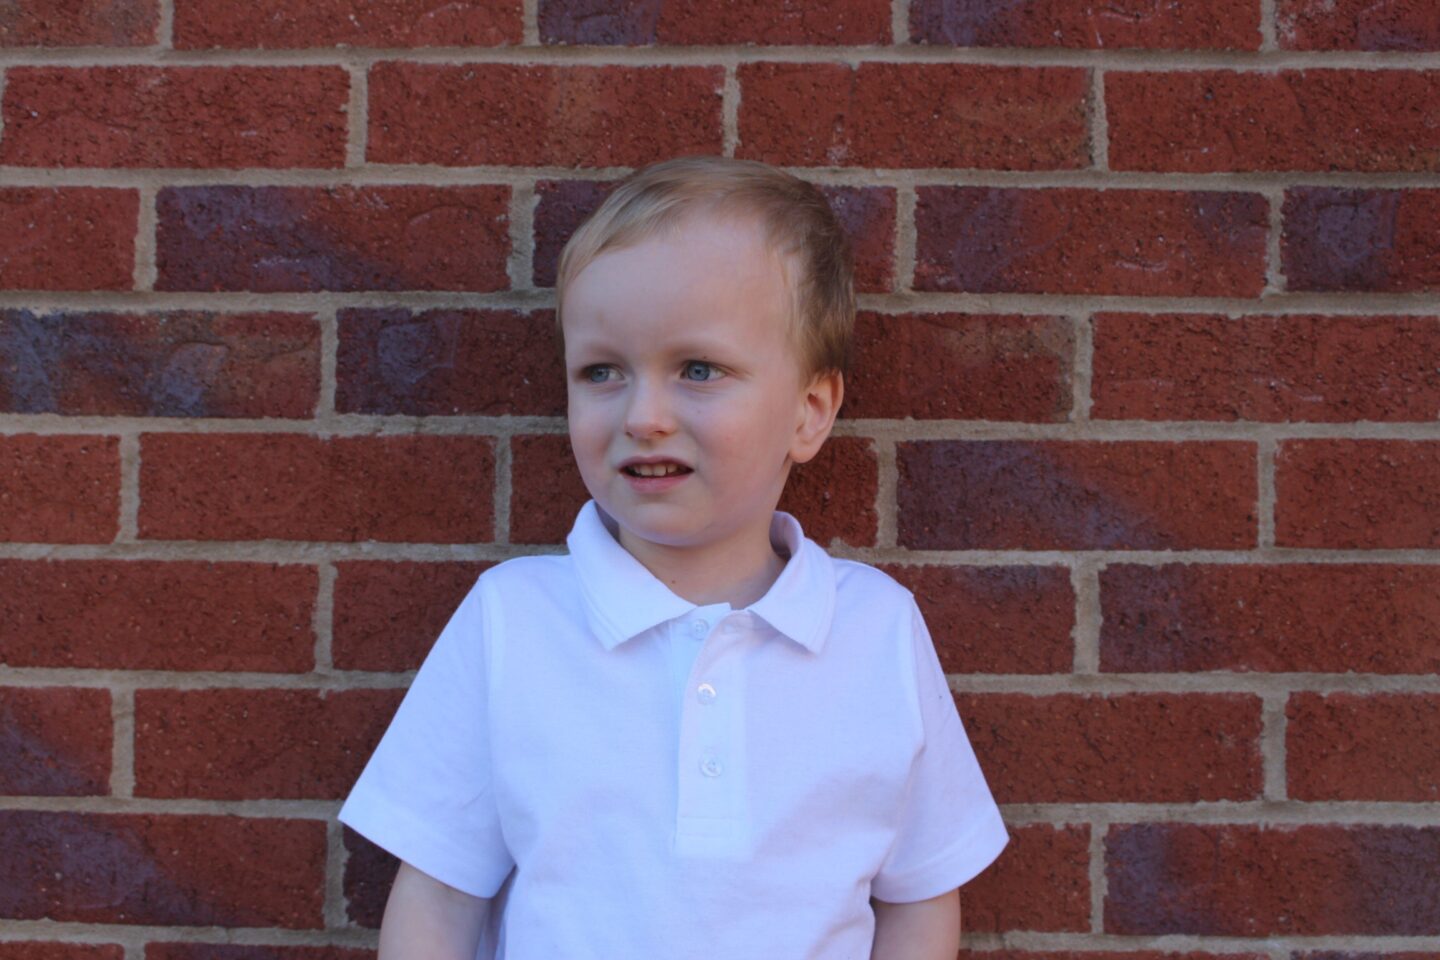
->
[338,500,1008,960]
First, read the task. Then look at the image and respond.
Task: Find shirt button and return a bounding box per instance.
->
[696,682,717,704]
[691,620,709,637]
[700,756,724,777]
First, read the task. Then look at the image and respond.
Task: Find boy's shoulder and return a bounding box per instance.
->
[826,552,917,614]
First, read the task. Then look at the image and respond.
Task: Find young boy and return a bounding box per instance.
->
[337,156,1009,960]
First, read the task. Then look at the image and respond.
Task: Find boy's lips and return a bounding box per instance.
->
[618,456,693,477]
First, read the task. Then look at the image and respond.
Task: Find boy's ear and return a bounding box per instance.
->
[790,369,844,465]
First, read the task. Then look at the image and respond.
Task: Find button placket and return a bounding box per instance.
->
[675,615,747,855]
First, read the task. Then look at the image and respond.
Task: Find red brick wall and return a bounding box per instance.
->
[2,1,1438,957]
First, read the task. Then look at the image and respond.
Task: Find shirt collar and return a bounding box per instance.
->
[565,499,836,655]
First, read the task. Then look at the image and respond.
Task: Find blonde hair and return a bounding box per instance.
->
[554,156,855,381]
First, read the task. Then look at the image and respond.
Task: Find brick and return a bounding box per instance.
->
[958,954,1263,960]
[881,564,1075,674]
[0,0,156,45]
[1101,563,1440,674]
[1278,0,1440,50]
[155,185,509,293]
[0,560,315,672]
[1288,693,1440,802]
[0,310,320,417]
[845,312,1072,421]
[911,0,1259,48]
[540,0,889,44]
[149,948,373,960]
[0,188,136,291]
[1283,188,1440,292]
[916,188,1268,296]
[1276,440,1440,548]
[368,63,722,167]
[1295,954,1439,960]
[737,63,1088,170]
[140,434,495,543]
[957,693,1262,803]
[897,440,1255,550]
[960,823,1089,932]
[134,688,402,800]
[1105,823,1440,935]
[534,180,895,293]
[0,687,111,796]
[779,436,878,548]
[333,561,492,671]
[337,308,565,416]
[0,811,325,927]
[1108,70,1440,173]
[343,826,399,928]
[1092,312,1440,422]
[0,946,125,960]
[0,67,347,168]
[0,435,118,543]
[508,434,592,545]
[175,0,519,48]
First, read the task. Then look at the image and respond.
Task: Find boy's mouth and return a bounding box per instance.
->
[622,462,693,477]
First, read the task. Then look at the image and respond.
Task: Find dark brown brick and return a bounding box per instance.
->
[0,811,325,927]
[1283,188,1440,292]
[368,63,723,167]
[333,561,492,671]
[337,309,565,416]
[0,310,320,417]
[508,434,590,546]
[135,688,402,800]
[149,947,373,960]
[0,688,111,796]
[156,185,510,293]
[961,824,1089,932]
[845,312,1072,421]
[738,63,1088,170]
[540,0,890,44]
[0,188,137,291]
[0,945,125,960]
[139,434,495,543]
[1278,0,1440,50]
[343,826,399,929]
[911,0,1260,48]
[958,693,1262,803]
[1106,823,1440,935]
[882,564,1075,674]
[1276,440,1440,548]
[915,188,1268,296]
[898,440,1256,550]
[175,0,520,48]
[1108,70,1440,172]
[0,560,316,672]
[1101,563,1440,674]
[958,954,1263,960]
[1288,693,1440,802]
[0,67,347,168]
[0,435,118,543]
[779,436,879,549]
[0,0,156,46]
[1092,313,1440,422]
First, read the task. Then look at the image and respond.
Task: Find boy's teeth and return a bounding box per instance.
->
[630,463,684,476]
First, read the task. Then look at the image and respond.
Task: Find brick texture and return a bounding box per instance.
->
[1107,70,1440,172]
[540,0,891,44]
[1105,823,1440,935]
[0,435,119,543]
[155,186,510,292]
[0,1,156,46]
[0,188,137,291]
[139,434,495,543]
[738,64,1089,169]
[0,687,112,796]
[0,560,316,671]
[342,827,400,929]
[1091,313,1440,422]
[0,946,125,960]
[0,67,348,168]
[1287,693,1440,801]
[910,0,1260,48]
[0,310,320,417]
[174,0,520,48]
[1282,188,1440,292]
[914,188,1269,296]
[148,948,375,960]
[960,824,1090,932]
[1276,440,1440,548]
[897,440,1256,550]
[332,561,491,671]
[1277,0,1440,50]
[134,688,403,799]
[1100,563,1440,674]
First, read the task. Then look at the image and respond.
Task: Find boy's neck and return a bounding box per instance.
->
[602,509,790,609]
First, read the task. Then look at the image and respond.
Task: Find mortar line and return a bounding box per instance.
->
[508,181,536,292]
[111,687,136,799]
[522,0,540,46]
[894,185,917,294]
[1088,820,1107,933]
[116,433,141,542]
[494,428,514,545]
[1262,691,1290,802]
[875,436,898,549]
[324,817,349,929]
[1257,435,1277,548]
[317,305,339,418]
[722,64,740,157]
[1089,66,1108,171]
[1072,312,1093,422]
[891,0,911,45]
[346,64,368,168]
[157,0,174,48]
[315,561,337,673]
[133,185,158,291]
[1260,0,1279,51]
[1071,559,1101,674]
[0,70,9,151]
[1265,186,1287,295]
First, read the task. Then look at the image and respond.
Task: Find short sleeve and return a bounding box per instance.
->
[337,580,515,898]
[870,600,1009,903]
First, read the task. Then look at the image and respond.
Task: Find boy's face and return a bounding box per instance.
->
[562,212,838,568]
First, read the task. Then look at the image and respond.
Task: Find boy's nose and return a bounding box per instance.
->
[623,378,677,439]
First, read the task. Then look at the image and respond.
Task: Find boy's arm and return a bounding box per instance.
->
[378,860,492,960]
[870,890,962,960]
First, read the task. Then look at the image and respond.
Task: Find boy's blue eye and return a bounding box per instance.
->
[683,361,722,381]
[583,366,614,383]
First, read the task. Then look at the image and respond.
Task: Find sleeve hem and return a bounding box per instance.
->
[870,809,1009,903]
[337,794,513,900]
